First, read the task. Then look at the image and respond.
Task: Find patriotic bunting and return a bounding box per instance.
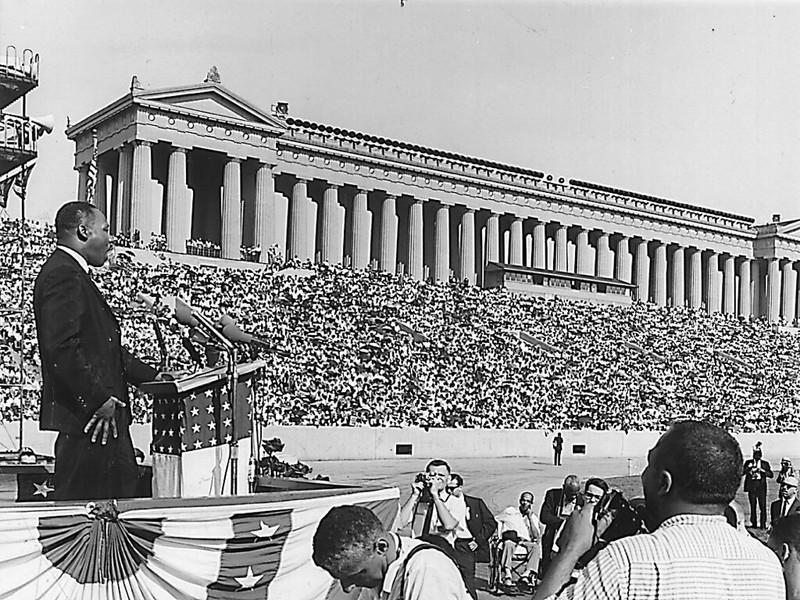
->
[0,487,399,599]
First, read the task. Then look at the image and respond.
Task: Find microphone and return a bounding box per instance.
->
[162,296,200,328]
[220,320,291,357]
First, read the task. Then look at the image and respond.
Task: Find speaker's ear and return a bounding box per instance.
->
[375,538,389,554]
[77,224,89,241]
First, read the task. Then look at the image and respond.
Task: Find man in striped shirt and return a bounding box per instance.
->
[533,420,785,599]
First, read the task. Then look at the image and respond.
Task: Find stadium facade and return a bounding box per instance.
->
[67,74,800,322]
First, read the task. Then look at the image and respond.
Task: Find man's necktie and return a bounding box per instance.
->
[421,501,434,537]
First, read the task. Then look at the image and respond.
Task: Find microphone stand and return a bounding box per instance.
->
[190,311,240,495]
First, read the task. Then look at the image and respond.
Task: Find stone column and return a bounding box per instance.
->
[459,209,476,285]
[554,224,568,271]
[434,203,450,283]
[532,221,546,269]
[510,217,524,266]
[615,236,632,283]
[751,260,762,318]
[221,157,242,260]
[705,252,720,314]
[781,260,797,323]
[653,242,667,306]
[722,255,736,315]
[408,199,424,280]
[688,248,702,309]
[254,163,275,263]
[486,213,500,264]
[380,195,398,274]
[77,164,89,202]
[671,246,685,307]
[288,178,310,261]
[350,188,370,269]
[164,146,190,253]
[320,183,343,265]
[738,258,751,318]
[575,228,591,275]
[130,140,153,243]
[95,157,109,214]
[596,232,613,279]
[115,144,133,235]
[767,258,780,322]
[635,239,650,302]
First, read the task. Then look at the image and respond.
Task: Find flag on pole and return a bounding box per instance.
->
[11,161,34,199]
[0,176,13,209]
[86,128,98,204]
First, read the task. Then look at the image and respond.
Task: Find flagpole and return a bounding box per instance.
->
[17,95,27,452]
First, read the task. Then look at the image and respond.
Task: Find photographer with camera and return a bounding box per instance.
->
[532,421,784,600]
[396,459,466,555]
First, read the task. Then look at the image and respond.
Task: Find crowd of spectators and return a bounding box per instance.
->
[1,216,799,432]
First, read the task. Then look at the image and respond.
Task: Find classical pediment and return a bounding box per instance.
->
[135,83,285,129]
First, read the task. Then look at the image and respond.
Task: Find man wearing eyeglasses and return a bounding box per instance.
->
[583,478,609,505]
[771,476,800,530]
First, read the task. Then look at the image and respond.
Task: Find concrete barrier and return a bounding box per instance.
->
[4,421,798,464]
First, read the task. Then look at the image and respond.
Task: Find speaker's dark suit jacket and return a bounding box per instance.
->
[464,494,497,563]
[539,488,585,571]
[34,248,157,499]
[34,248,156,434]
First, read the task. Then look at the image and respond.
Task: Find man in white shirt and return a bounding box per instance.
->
[395,459,467,552]
[533,420,785,600]
[313,504,470,600]
[495,491,543,589]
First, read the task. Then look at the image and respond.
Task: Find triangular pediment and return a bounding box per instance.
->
[136,83,286,130]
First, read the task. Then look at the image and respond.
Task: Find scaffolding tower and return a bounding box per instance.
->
[0,45,41,461]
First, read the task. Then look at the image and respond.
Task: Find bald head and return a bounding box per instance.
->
[563,475,581,498]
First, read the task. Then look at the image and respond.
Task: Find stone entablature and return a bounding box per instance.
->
[281,118,755,238]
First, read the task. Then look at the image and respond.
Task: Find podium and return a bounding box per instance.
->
[141,360,265,498]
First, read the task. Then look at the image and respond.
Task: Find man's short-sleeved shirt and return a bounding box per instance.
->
[362,534,470,600]
[546,514,785,600]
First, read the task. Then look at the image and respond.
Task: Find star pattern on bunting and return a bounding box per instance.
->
[151,380,253,456]
[33,480,55,498]
[234,566,262,590]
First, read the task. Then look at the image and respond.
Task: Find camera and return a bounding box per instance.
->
[414,472,434,503]
[594,489,643,542]
[576,489,644,568]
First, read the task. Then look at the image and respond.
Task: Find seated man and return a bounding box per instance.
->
[312,504,470,599]
[494,491,542,589]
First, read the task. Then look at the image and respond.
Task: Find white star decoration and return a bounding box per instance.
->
[206,404,214,414]
[192,423,201,434]
[253,521,279,539]
[33,480,54,498]
[234,566,262,589]
[221,401,231,411]
[204,389,213,398]
[191,406,199,417]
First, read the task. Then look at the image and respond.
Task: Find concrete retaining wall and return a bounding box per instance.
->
[4,421,799,463]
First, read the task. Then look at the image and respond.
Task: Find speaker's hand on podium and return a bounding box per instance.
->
[84,396,126,445]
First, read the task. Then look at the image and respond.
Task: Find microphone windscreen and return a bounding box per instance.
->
[171,297,200,328]
[221,323,253,344]
[218,314,236,328]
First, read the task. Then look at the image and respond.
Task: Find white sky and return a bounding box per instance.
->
[1,0,799,224]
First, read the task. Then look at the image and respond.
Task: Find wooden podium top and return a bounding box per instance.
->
[140,360,266,396]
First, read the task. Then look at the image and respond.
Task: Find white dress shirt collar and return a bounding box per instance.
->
[56,245,90,274]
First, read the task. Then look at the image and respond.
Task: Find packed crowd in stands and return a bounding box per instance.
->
[1,216,799,432]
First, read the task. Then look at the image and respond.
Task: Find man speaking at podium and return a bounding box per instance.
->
[33,201,159,501]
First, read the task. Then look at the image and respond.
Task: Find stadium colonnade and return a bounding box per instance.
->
[66,72,800,323]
